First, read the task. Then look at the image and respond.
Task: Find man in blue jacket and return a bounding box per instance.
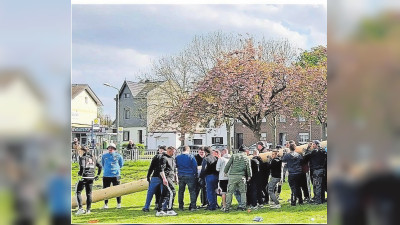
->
[282,142,303,206]
[176,146,198,211]
[101,143,124,209]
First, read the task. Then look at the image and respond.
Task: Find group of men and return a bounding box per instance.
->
[73,139,327,217]
[142,140,327,216]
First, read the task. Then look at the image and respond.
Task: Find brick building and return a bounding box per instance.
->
[234,114,324,149]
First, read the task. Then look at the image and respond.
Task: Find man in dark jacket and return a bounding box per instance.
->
[195,147,207,207]
[157,146,179,216]
[246,149,260,209]
[142,146,166,212]
[282,142,304,206]
[267,150,282,209]
[257,142,270,205]
[304,140,327,204]
[200,146,219,210]
[176,146,198,211]
[75,146,102,215]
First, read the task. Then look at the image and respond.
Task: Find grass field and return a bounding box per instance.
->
[71,161,327,224]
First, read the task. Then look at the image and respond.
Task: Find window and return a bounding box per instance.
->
[85,97,88,104]
[299,133,309,144]
[236,133,243,149]
[261,133,267,138]
[299,116,306,122]
[124,93,130,98]
[123,131,130,141]
[138,130,143,144]
[212,137,223,144]
[193,139,203,145]
[124,109,130,119]
[279,115,286,122]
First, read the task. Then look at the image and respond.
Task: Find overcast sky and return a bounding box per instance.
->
[72,4,327,120]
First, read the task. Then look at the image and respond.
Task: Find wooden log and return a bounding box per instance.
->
[258,141,327,162]
[71,178,149,209]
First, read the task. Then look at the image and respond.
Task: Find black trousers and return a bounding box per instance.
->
[311,169,326,204]
[103,176,121,204]
[288,173,303,205]
[300,172,310,199]
[196,178,208,206]
[159,177,176,211]
[76,179,94,210]
[255,179,265,205]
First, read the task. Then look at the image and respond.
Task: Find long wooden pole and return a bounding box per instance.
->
[258,141,327,162]
[71,178,149,209]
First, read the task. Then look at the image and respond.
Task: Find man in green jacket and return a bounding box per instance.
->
[223,145,252,212]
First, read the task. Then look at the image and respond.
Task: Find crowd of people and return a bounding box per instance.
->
[73,140,327,217]
[141,140,327,216]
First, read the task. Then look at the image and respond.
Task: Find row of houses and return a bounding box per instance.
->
[71,81,325,150]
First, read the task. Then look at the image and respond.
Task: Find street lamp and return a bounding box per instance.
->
[103,83,120,150]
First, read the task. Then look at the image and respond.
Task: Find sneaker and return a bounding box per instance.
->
[258,204,264,209]
[251,206,258,210]
[236,207,246,211]
[86,210,91,214]
[166,210,178,216]
[117,203,121,209]
[142,208,149,212]
[271,204,281,209]
[190,207,198,212]
[103,204,108,209]
[156,211,166,217]
[75,208,85,215]
[224,208,230,213]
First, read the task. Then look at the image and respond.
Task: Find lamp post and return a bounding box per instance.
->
[104,83,120,150]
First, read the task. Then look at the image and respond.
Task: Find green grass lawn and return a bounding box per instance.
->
[71,161,327,224]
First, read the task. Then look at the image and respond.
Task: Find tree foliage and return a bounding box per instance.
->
[161,39,302,139]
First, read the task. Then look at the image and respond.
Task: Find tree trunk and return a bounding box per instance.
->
[321,122,327,141]
[253,130,261,142]
[272,115,277,148]
[226,121,232,151]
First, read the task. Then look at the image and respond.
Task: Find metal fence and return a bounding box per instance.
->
[72,148,242,162]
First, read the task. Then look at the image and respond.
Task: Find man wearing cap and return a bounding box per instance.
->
[223,145,252,212]
[75,146,102,215]
[142,146,166,212]
[101,143,124,209]
[304,140,327,204]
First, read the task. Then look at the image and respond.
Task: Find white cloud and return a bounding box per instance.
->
[172,5,309,49]
[72,43,153,81]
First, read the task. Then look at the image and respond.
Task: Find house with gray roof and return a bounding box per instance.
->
[117,80,164,145]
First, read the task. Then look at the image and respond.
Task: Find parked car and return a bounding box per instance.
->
[211,144,227,150]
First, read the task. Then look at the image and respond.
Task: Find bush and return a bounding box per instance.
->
[136,143,145,155]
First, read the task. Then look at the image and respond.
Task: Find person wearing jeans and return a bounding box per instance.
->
[142,146,166,212]
[200,147,219,210]
[175,146,198,211]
